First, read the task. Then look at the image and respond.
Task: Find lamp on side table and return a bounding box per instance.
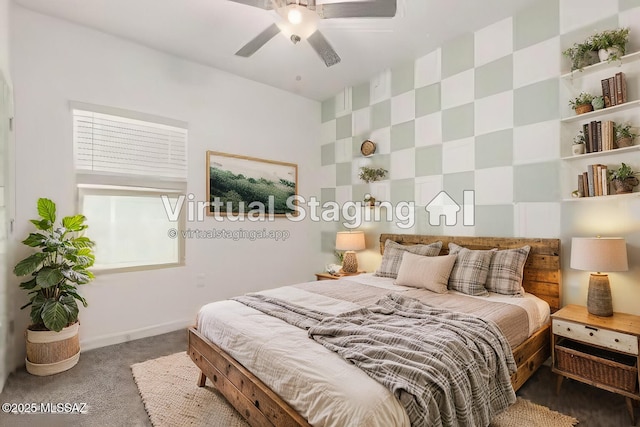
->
[570,237,628,317]
[335,231,365,274]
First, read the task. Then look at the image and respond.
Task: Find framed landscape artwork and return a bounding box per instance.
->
[206,151,298,216]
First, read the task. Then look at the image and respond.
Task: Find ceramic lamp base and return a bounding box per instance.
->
[342,251,359,273]
[587,274,613,317]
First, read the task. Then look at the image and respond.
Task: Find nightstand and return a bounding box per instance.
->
[552,304,640,424]
[315,271,364,281]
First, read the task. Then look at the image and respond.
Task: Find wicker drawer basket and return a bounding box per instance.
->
[556,339,638,393]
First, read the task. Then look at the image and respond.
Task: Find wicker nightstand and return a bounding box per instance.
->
[552,305,640,424]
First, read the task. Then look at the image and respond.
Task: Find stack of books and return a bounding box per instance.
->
[577,164,609,197]
[582,120,616,153]
[601,72,628,108]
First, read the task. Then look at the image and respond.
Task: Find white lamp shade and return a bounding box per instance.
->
[335,231,366,251]
[570,237,628,272]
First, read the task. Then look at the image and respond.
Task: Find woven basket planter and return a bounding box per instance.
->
[616,137,634,148]
[25,322,80,376]
[575,104,593,115]
[612,177,639,194]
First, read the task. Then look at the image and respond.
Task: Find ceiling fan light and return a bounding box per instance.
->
[287,7,303,24]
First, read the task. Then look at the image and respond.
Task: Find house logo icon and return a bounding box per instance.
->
[425,190,475,226]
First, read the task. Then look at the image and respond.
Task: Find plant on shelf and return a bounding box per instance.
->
[363,193,377,207]
[572,130,586,155]
[359,166,387,183]
[14,198,95,375]
[588,28,630,62]
[614,123,638,148]
[608,163,639,194]
[562,41,598,71]
[569,92,595,115]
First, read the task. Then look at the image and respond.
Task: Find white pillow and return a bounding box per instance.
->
[394,252,458,293]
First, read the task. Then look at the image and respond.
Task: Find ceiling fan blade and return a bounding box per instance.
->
[235,23,281,57]
[227,0,273,10]
[307,30,341,67]
[318,0,397,19]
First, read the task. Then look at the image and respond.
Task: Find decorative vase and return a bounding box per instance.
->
[612,177,639,194]
[25,322,80,376]
[572,144,585,156]
[591,96,604,110]
[598,47,622,62]
[575,104,593,115]
[616,137,634,148]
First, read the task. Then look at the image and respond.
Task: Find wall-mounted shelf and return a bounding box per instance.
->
[563,192,639,202]
[561,51,640,80]
[561,100,640,123]
[561,144,640,161]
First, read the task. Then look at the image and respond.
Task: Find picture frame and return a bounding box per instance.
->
[206,151,298,216]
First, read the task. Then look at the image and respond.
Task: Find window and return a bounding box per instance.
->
[72,104,187,272]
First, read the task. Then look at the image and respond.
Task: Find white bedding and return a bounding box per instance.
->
[196,274,550,427]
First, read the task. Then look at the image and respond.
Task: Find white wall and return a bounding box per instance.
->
[0,0,10,86]
[8,6,321,370]
[0,0,12,393]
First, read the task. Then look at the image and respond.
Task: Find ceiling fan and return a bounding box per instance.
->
[230,0,397,67]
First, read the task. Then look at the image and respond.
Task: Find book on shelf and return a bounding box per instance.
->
[578,174,585,197]
[608,76,617,106]
[582,123,590,153]
[601,165,609,196]
[602,120,615,151]
[601,78,612,108]
[587,121,595,153]
[586,164,595,197]
[615,72,625,105]
[582,172,589,197]
[596,121,602,152]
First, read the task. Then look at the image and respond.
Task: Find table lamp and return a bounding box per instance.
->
[335,231,365,274]
[570,237,628,317]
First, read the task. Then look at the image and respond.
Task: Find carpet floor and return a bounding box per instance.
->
[0,329,636,426]
[132,351,578,427]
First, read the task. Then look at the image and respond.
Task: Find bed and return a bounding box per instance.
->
[188,234,561,427]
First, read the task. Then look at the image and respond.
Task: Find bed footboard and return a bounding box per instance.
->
[188,327,311,427]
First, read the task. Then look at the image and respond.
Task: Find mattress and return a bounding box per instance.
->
[196,274,550,427]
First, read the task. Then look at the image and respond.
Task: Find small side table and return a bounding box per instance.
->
[315,271,365,281]
[552,304,640,424]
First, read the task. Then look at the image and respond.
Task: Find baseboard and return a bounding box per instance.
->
[80,318,192,352]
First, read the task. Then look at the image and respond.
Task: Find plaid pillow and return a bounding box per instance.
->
[447,243,495,296]
[485,246,531,296]
[375,240,442,279]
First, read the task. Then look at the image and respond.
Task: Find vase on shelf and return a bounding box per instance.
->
[598,47,622,62]
[572,144,585,156]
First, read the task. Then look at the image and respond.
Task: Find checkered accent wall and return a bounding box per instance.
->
[319,0,640,255]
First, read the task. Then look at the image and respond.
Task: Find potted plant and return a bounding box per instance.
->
[589,28,630,62]
[608,163,639,194]
[614,123,638,148]
[563,41,598,71]
[14,198,95,376]
[358,166,387,183]
[569,92,595,115]
[591,95,605,111]
[572,130,586,155]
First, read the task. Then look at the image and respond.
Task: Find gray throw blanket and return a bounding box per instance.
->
[233,293,516,427]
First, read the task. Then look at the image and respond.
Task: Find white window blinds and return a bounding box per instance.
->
[73,109,187,180]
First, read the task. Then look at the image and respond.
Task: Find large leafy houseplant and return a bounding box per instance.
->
[14,198,95,332]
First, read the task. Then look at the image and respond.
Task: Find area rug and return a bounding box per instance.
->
[132,352,579,427]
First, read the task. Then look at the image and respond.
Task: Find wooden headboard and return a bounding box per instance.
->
[380,234,562,313]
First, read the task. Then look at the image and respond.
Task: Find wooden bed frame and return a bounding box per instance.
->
[188,234,561,427]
